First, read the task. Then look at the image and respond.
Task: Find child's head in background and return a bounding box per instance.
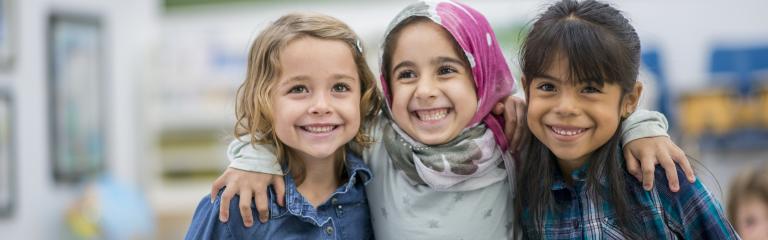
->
[234,13,381,184]
[379,0,514,148]
[728,163,768,240]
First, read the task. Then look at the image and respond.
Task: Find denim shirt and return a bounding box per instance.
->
[520,160,739,239]
[185,150,374,240]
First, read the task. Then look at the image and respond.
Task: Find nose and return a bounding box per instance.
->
[308,92,333,115]
[414,75,439,103]
[553,92,580,117]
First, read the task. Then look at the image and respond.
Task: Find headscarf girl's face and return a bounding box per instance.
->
[388,20,477,145]
[380,0,514,148]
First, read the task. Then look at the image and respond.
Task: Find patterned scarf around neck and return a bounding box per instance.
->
[383,120,509,191]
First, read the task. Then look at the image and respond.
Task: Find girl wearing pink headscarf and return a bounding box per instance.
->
[209,1,689,239]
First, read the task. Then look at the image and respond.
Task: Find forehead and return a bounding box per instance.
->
[391,21,463,59]
[278,37,357,75]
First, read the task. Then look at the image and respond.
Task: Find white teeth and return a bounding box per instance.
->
[416,109,448,121]
[304,126,334,133]
[551,126,585,136]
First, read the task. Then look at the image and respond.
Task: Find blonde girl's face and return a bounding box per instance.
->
[271,37,361,161]
[389,21,477,145]
[525,55,639,172]
[735,197,768,240]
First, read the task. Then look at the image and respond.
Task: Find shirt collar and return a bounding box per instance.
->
[276,149,372,225]
[550,148,622,191]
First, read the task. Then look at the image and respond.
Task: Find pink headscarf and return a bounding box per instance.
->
[379,0,516,151]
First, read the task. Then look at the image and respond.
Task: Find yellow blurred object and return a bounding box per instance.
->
[678,89,737,137]
[734,97,761,128]
[65,186,102,238]
[760,87,768,128]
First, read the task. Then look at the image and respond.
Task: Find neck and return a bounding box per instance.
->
[295,150,342,208]
[556,154,589,186]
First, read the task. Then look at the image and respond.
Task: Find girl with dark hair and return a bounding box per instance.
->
[514,0,739,239]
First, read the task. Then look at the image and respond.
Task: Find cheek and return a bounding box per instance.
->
[389,85,412,113]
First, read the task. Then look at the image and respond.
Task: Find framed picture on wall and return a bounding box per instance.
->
[48,14,106,182]
[0,91,14,217]
[0,0,15,69]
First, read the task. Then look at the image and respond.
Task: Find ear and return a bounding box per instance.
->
[621,81,643,118]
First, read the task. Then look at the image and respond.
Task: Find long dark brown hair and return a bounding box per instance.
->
[514,0,643,238]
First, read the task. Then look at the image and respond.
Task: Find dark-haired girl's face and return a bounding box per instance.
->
[525,56,638,176]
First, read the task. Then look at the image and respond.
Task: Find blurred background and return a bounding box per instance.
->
[0,0,766,239]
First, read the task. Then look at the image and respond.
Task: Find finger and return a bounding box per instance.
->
[210,175,225,203]
[493,102,504,115]
[624,149,642,181]
[672,147,696,183]
[273,176,286,207]
[219,186,236,222]
[239,191,254,227]
[255,189,270,223]
[500,99,517,148]
[640,153,657,191]
[658,152,680,192]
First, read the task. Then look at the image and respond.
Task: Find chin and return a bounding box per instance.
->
[412,134,450,146]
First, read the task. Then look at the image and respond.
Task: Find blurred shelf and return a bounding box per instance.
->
[148,179,215,215]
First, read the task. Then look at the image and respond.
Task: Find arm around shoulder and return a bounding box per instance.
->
[620,109,669,146]
[227,137,283,175]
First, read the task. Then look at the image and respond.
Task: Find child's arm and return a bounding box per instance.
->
[210,139,284,227]
[621,110,695,192]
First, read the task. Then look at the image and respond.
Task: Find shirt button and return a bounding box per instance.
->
[331,198,338,205]
[325,226,334,235]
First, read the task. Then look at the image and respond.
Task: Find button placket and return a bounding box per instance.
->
[332,198,344,217]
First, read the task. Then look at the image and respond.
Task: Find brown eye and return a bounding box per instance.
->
[437,65,458,75]
[397,70,417,80]
[581,86,602,94]
[537,83,556,92]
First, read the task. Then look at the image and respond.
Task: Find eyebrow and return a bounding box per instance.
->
[391,61,415,73]
[279,75,310,88]
[535,73,562,82]
[431,56,466,67]
[391,56,466,73]
[331,73,357,82]
[279,74,356,87]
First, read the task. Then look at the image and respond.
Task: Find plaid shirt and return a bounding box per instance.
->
[520,164,740,240]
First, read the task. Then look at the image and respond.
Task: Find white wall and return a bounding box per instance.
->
[0,0,159,238]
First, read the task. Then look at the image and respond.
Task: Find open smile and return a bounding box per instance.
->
[547,125,589,141]
[411,108,451,122]
[299,124,340,135]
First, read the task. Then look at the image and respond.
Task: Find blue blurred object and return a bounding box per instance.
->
[66,176,155,240]
[709,45,768,95]
[641,48,674,128]
[699,44,768,150]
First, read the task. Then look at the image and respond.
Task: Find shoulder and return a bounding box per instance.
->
[652,165,710,203]
[346,150,373,185]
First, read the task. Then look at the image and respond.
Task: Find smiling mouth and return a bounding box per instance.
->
[300,125,339,133]
[413,108,450,121]
[548,125,587,137]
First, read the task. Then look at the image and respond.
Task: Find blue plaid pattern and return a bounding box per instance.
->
[520,164,740,240]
